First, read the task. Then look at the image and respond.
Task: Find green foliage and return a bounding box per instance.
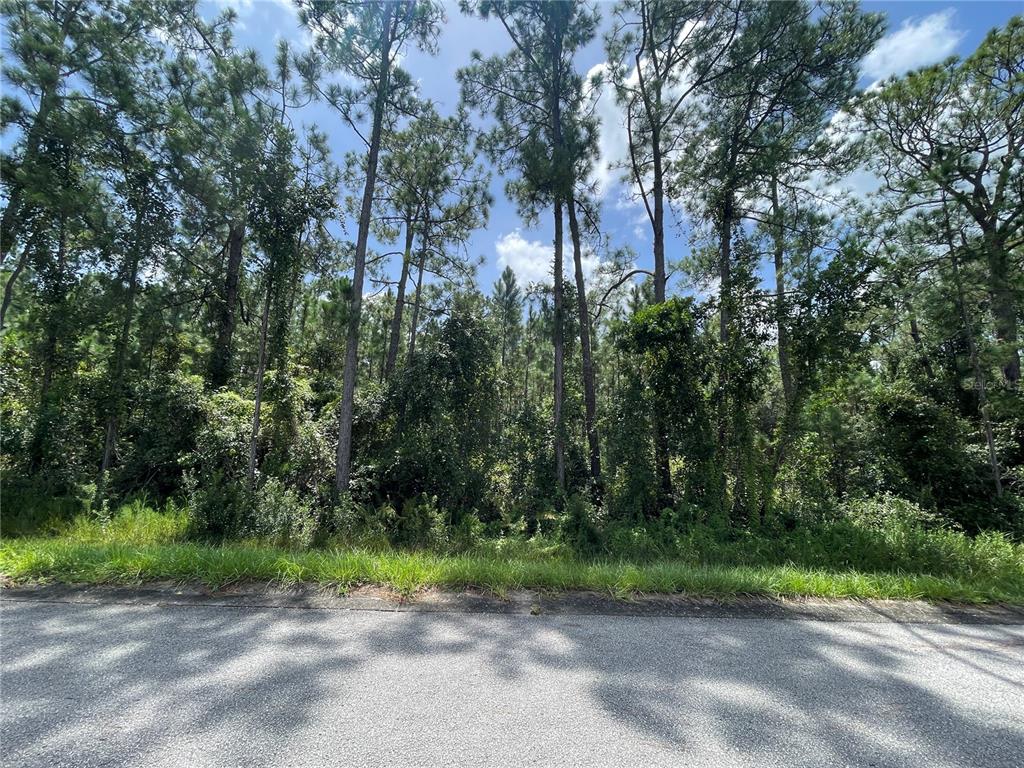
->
[246,478,318,549]
[183,391,254,537]
[1,2,1021,607]
[393,494,447,550]
[871,382,993,520]
[371,310,498,514]
[616,298,721,514]
[115,373,206,498]
[4,499,1023,603]
[559,493,604,556]
[62,499,190,546]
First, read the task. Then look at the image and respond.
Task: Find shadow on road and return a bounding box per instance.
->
[2,600,1022,766]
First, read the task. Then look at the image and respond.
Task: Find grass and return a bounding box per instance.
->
[2,503,1023,604]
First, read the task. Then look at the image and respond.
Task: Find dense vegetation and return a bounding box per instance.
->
[1,1,1021,597]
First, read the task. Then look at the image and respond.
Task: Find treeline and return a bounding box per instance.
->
[1,1,1021,548]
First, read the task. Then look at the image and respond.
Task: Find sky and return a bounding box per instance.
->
[31,1,1024,296]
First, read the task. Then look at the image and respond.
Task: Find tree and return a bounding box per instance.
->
[491,265,523,420]
[0,0,174,265]
[605,0,755,505]
[297,0,444,494]
[371,105,491,381]
[492,265,523,371]
[96,128,174,503]
[857,18,1024,387]
[162,8,299,391]
[245,78,337,489]
[459,0,601,498]
[605,0,746,303]
[671,0,880,518]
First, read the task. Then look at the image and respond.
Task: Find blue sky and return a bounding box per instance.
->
[125,2,1024,294]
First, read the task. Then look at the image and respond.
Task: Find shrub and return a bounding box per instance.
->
[115,372,206,498]
[559,494,604,556]
[393,494,447,550]
[843,493,944,531]
[184,391,254,538]
[246,478,318,549]
[327,496,396,550]
[451,511,485,552]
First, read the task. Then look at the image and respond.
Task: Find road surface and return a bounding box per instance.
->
[2,595,1023,767]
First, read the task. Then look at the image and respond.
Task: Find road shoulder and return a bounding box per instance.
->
[4,581,1024,623]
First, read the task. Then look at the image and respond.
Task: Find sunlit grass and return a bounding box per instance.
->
[2,503,1022,604]
[3,537,1023,603]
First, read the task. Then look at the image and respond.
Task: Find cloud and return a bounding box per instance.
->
[586,63,632,199]
[495,230,604,285]
[496,231,552,284]
[213,0,304,40]
[862,10,964,81]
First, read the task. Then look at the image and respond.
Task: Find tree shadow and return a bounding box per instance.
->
[2,600,1022,767]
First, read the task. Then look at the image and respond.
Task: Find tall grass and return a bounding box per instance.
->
[1,501,1022,603]
[3,538,1021,602]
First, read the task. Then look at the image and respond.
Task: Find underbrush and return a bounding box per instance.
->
[1,491,1021,603]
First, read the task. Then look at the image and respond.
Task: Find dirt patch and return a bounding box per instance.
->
[3,581,1024,623]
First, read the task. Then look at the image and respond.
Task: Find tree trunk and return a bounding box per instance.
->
[0,225,39,330]
[209,220,246,388]
[953,254,1003,497]
[407,236,427,366]
[651,125,666,304]
[717,186,735,515]
[986,239,1020,388]
[335,3,396,495]
[30,212,68,470]
[567,197,601,497]
[770,176,794,407]
[247,271,274,489]
[907,312,935,379]
[945,203,1002,497]
[552,198,566,496]
[377,299,388,385]
[98,209,145,499]
[547,6,567,500]
[523,342,531,406]
[718,189,733,344]
[385,219,414,380]
[650,127,672,508]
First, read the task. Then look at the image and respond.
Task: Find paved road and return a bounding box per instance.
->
[2,598,1023,767]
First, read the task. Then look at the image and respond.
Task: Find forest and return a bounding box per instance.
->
[1,0,1022,595]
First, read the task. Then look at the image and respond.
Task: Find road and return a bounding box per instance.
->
[2,596,1023,767]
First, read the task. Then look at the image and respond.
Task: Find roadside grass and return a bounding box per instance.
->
[2,502,1023,603]
[4,538,1023,603]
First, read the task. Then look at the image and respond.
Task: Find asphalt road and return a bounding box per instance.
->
[2,597,1023,768]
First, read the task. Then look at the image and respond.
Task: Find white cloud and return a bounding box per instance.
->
[580,250,602,280]
[586,63,632,199]
[496,231,552,284]
[862,10,964,81]
[212,0,252,10]
[214,0,304,39]
[495,230,604,285]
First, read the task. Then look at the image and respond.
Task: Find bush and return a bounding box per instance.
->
[451,512,485,552]
[184,391,254,538]
[246,479,318,549]
[843,493,944,531]
[0,480,85,537]
[559,494,604,556]
[115,372,206,498]
[393,494,447,550]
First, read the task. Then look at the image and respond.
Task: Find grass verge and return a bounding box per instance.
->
[3,537,1023,604]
